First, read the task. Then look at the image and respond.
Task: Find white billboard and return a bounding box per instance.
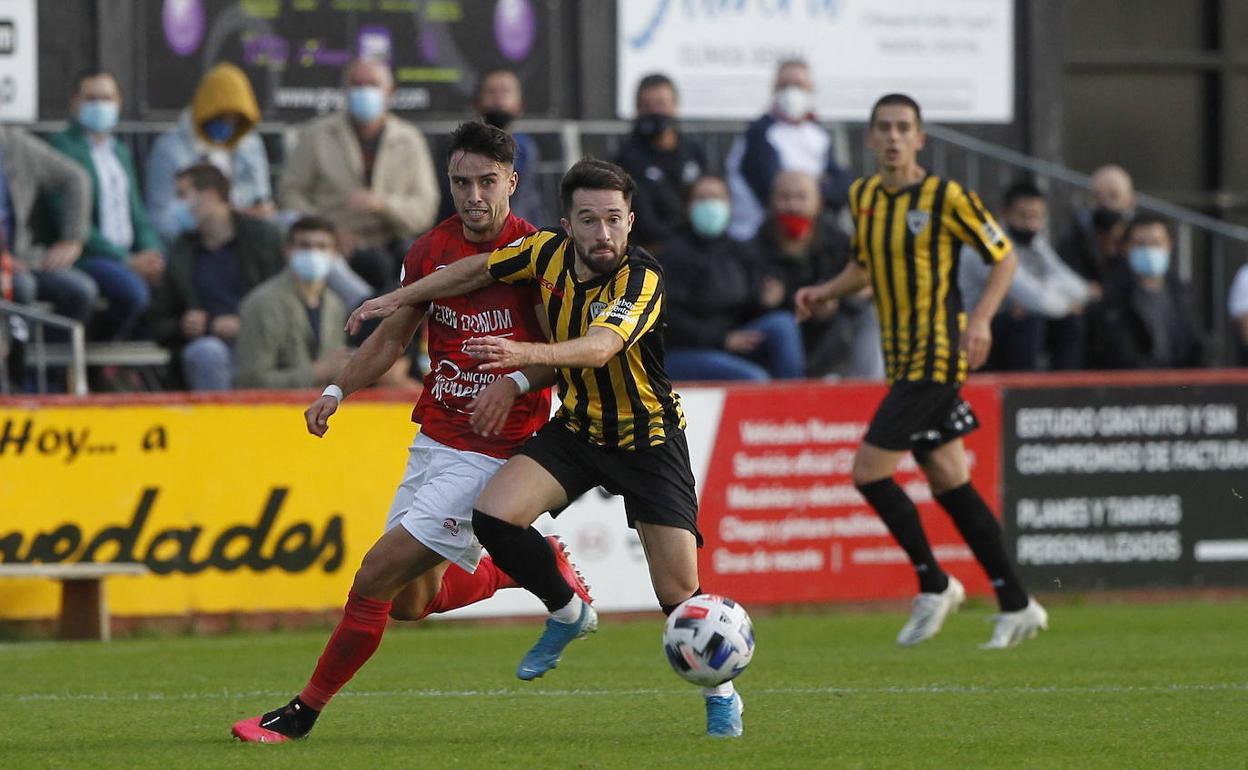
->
[617,0,1014,123]
[0,0,36,122]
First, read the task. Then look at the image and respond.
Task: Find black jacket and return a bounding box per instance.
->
[1086,258,1204,369]
[660,229,769,349]
[614,133,706,251]
[752,214,852,309]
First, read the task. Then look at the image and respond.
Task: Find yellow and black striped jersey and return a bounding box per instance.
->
[487,230,686,450]
[849,174,1012,384]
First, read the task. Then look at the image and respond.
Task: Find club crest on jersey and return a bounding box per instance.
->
[905,210,930,235]
[589,301,608,319]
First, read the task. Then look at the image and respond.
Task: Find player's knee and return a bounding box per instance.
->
[472,508,514,548]
[387,600,426,622]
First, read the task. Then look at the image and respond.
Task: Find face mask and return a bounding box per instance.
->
[689,199,731,239]
[78,100,119,134]
[170,198,198,233]
[290,249,334,282]
[202,117,236,144]
[1007,226,1038,247]
[481,109,516,131]
[1091,206,1122,233]
[1127,246,1169,277]
[347,86,387,123]
[775,212,814,241]
[634,113,674,141]
[774,86,812,122]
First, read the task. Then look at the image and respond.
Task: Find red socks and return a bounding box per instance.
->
[299,592,392,711]
[417,556,517,620]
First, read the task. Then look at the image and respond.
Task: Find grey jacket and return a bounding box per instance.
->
[960,236,1091,318]
[235,271,347,389]
[0,126,91,265]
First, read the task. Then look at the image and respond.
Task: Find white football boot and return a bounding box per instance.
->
[979,598,1048,650]
[896,575,966,647]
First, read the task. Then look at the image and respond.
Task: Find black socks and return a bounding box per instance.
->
[934,483,1029,612]
[856,478,950,594]
[472,509,574,613]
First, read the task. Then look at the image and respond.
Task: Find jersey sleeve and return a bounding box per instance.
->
[487,230,554,284]
[589,264,663,347]
[399,236,432,287]
[949,184,1013,264]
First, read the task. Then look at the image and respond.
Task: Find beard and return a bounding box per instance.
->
[573,238,627,275]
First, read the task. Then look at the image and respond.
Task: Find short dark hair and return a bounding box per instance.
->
[560,158,635,214]
[1123,213,1171,241]
[474,66,519,102]
[635,73,676,107]
[685,173,728,205]
[869,93,923,127]
[446,120,516,166]
[175,163,231,202]
[72,68,115,93]
[1004,179,1045,209]
[287,215,337,245]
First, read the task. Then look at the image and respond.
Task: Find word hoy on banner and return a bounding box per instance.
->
[0,488,345,575]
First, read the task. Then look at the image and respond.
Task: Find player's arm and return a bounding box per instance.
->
[963,250,1017,370]
[794,260,872,322]
[305,305,426,437]
[465,327,624,372]
[346,253,493,335]
[468,365,557,437]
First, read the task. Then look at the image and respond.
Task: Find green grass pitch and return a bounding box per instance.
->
[2,597,1246,769]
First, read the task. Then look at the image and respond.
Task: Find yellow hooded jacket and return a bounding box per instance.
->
[191,63,261,149]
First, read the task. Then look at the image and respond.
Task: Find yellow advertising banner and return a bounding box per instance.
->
[0,396,420,619]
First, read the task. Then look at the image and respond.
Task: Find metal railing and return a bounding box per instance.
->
[0,300,88,396]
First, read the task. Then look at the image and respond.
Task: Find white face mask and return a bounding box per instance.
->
[774,86,812,122]
[290,249,334,282]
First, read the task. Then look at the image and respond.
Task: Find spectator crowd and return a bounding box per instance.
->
[0,57,1226,394]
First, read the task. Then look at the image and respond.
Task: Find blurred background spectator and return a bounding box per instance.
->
[725,59,852,241]
[148,164,284,391]
[145,63,274,242]
[235,216,353,389]
[1058,164,1136,295]
[279,58,439,295]
[961,180,1092,371]
[614,73,706,254]
[661,175,802,382]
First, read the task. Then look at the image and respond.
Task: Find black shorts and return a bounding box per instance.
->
[519,420,703,546]
[863,381,979,459]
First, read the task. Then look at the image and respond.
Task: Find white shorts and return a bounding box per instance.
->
[384,433,505,572]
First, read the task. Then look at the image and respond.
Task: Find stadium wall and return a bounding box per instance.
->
[3,371,1246,626]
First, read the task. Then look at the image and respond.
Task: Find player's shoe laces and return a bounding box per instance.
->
[705,692,744,738]
[980,598,1048,650]
[231,697,319,743]
[896,575,965,647]
[547,535,594,605]
[516,600,598,681]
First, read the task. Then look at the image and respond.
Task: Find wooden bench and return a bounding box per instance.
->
[0,563,149,641]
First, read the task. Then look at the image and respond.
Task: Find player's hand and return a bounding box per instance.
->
[468,375,519,436]
[724,329,764,354]
[463,335,531,371]
[346,292,401,335]
[794,285,834,322]
[962,313,993,371]
[305,395,339,437]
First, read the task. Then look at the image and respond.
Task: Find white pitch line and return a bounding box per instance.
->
[8,682,1248,703]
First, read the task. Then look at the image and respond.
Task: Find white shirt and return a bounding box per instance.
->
[90,137,133,251]
[1227,264,1248,318]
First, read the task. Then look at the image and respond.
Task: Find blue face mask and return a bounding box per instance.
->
[202,117,236,144]
[347,86,387,123]
[77,100,119,134]
[290,249,334,282]
[1128,246,1169,277]
[689,198,731,239]
[170,198,198,233]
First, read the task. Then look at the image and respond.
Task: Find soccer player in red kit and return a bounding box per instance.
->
[232,122,590,743]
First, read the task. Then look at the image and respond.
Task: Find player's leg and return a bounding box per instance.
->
[232,526,445,743]
[918,438,1047,648]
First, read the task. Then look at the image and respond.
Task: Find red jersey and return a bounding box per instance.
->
[401,214,551,459]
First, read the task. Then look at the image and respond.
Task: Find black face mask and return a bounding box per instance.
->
[1007,226,1038,246]
[634,113,675,141]
[481,109,517,131]
[1091,206,1123,232]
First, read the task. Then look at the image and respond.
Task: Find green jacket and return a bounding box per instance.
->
[47,121,163,261]
[148,212,285,347]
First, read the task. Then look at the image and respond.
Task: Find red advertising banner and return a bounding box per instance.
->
[697,382,1001,605]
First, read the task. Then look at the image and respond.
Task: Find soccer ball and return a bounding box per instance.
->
[662,594,755,686]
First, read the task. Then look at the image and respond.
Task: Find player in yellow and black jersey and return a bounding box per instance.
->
[796,94,1048,651]
[347,156,743,737]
